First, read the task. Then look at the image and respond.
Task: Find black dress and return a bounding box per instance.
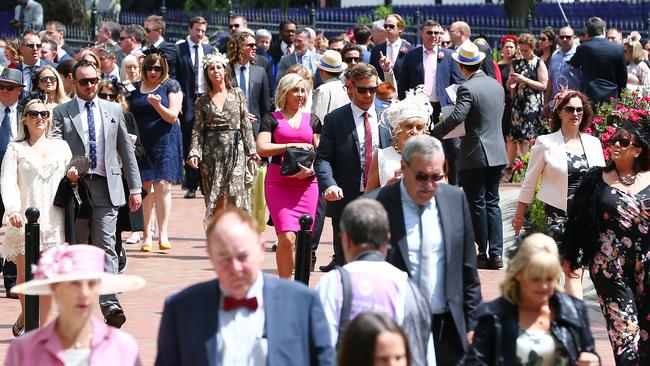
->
[544,152,590,230]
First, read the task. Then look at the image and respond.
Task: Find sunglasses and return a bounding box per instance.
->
[144,28,158,33]
[245,43,256,48]
[383,24,396,30]
[344,57,360,63]
[0,85,18,91]
[441,41,452,46]
[610,136,637,148]
[539,37,549,42]
[425,30,444,36]
[78,77,99,86]
[26,110,50,119]
[144,65,163,72]
[354,85,378,94]
[414,171,445,183]
[558,35,573,40]
[229,24,241,29]
[563,106,584,114]
[39,76,57,83]
[98,92,118,101]
[23,43,41,49]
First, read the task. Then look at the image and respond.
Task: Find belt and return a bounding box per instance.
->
[85,173,106,181]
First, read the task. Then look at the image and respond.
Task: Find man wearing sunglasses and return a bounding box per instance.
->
[315,64,392,272]
[216,14,248,54]
[366,134,482,366]
[545,26,581,115]
[0,68,26,300]
[369,13,413,83]
[11,30,55,93]
[142,15,178,79]
[52,60,142,329]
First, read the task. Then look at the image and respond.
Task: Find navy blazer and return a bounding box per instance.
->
[255,50,274,96]
[369,39,414,82]
[175,41,214,125]
[145,40,178,79]
[315,103,392,219]
[155,274,335,366]
[397,46,463,104]
[568,37,627,104]
[365,182,482,351]
[231,64,272,138]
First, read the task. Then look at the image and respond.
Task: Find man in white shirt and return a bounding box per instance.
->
[369,14,414,83]
[155,208,335,366]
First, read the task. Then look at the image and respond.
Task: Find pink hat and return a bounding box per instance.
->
[11,244,145,296]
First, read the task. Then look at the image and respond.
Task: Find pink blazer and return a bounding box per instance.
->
[5,317,142,366]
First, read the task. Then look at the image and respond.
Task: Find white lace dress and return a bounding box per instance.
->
[377,146,402,187]
[0,139,72,259]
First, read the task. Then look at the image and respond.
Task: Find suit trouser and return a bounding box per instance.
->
[181,119,200,191]
[74,177,121,313]
[459,165,505,257]
[431,312,465,366]
[310,194,326,255]
[331,216,345,266]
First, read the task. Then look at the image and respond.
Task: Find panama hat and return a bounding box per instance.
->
[0,68,25,87]
[11,244,145,296]
[451,40,486,66]
[317,50,347,74]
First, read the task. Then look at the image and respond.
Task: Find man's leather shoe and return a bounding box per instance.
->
[104,307,126,328]
[184,189,196,199]
[319,258,337,273]
[489,256,504,270]
[311,252,317,272]
[118,246,127,274]
[477,254,489,270]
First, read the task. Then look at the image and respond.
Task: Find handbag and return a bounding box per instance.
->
[251,163,267,233]
[280,148,315,176]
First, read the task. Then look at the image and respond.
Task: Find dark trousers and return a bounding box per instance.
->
[332,216,345,266]
[2,259,16,293]
[181,119,200,191]
[432,312,465,366]
[459,165,505,257]
[310,194,326,255]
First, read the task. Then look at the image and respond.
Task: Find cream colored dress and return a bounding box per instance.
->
[377,146,402,187]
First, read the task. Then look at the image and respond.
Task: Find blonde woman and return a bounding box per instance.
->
[466,233,599,366]
[625,40,650,94]
[1,99,74,336]
[286,63,314,111]
[32,65,69,109]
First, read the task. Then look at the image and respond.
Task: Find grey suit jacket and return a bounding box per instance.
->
[431,70,507,170]
[277,51,321,82]
[231,64,272,137]
[52,98,142,207]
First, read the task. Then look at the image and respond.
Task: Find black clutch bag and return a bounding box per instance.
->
[280,148,315,176]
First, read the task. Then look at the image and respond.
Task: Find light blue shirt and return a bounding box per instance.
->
[399,181,447,313]
[548,45,581,106]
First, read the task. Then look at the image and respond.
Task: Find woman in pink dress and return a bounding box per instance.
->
[256,73,322,278]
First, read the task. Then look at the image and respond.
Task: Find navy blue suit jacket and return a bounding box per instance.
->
[315,103,392,218]
[369,39,414,82]
[175,41,214,125]
[397,46,463,104]
[12,60,57,89]
[155,274,335,366]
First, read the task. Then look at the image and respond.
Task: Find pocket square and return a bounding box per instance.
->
[111,118,116,123]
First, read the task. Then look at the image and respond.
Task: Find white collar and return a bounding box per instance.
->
[220,271,265,306]
[187,38,201,48]
[153,37,165,48]
[350,101,376,119]
[75,96,100,109]
[235,62,250,69]
[399,179,435,208]
[0,101,18,111]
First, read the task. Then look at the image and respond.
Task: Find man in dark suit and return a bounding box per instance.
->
[366,134,482,366]
[432,41,508,270]
[369,14,414,83]
[449,21,495,79]
[268,19,297,66]
[143,15,178,79]
[155,208,335,366]
[12,30,56,93]
[175,16,214,199]
[229,32,272,138]
[569,17,627,105]
[216,14,247,54]
[315,64,392,271]
[45,21,75,61]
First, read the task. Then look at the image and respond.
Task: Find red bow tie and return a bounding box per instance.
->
[223,296,258,312]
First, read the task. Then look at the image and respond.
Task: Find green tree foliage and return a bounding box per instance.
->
[40,0,87,25]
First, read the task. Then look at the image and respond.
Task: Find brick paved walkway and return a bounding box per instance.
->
[0,185,616,365]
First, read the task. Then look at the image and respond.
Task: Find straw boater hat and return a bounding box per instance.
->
[0,68,25,87]
[451,40,486,66]
[317,50,347,74]
[11,244,146,296]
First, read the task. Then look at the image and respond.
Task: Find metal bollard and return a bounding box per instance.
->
[24,207,40,332]
[294,214,313,285]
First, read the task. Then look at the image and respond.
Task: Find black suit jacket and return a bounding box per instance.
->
[231,64,272,138]
[568,37,627,104]
[397,46,463,103]
[175,41,215,125]
[365,182,482,351]
[369,39,414,82]
[255,50,274,96]
[269,40,289,65]
[314,103,392,219]
[146,40,178,79]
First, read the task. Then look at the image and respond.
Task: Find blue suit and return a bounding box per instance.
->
[11,60,57,92]
[397,46,462,104]
[155,274,335,366]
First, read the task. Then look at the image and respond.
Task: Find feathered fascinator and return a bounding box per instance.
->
[623,118,650,148]
[381,85,433,130]
[202,50,230,69]
[550,85,575,112]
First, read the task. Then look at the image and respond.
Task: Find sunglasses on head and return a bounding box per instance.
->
[0,85,18,91]
[425,30,444,36]
[98,92,118,101]
[344,57,360,63]
[610,136,637,148]
[383,24,396,30]
[559,35,573,40]
[354,85,378,94]
[26,110,50,119]
[563,106,584,114]
[39,76,57,83]
[23,43,41,49]
[78,77,99,86]
[144,65,163,72]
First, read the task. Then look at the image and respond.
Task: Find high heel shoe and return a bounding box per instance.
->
[141,243,152,252]
[159,242,172,250]
[12,321,24,337]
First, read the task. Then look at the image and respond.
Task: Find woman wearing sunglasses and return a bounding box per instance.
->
[564,118,650,366]
[0,99,75,336]
[127,53,183,252]
[32,65,69,110]
[512,90,605,298]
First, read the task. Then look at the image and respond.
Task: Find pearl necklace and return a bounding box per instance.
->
[615,167,638,186]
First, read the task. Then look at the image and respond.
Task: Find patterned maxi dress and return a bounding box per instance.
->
[189,88,256,220]
[510,56,547,142]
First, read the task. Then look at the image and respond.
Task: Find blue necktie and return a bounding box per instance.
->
[239,65,247,98]
[85,101,97,169]
[0,107,13,160]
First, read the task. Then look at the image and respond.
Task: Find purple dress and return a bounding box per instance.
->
[261,111,321,232]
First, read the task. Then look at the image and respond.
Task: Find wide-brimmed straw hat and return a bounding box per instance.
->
[317,50,347,74]
[0,68,24,87]
[451,40,486,66]
[11,244,145,296]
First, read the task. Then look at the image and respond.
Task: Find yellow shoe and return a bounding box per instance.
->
[141,243,152,252]
[159,242,172,250]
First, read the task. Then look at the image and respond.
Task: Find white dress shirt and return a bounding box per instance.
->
[280,41,293,55]
[0,101,19,140]
[399,181,447,313]
[75,96,106,176]
[423,45,439,102]
[350,102,379,192]
[217,272,267,365]
[187,38,206,94]
[234,62,250,99]
[387,38,403,66]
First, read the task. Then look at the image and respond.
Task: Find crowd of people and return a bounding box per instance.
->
[0,2,649,365]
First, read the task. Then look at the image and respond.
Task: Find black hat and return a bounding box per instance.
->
[622,118,650,148]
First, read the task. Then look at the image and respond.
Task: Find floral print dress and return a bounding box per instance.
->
[510,56,547,142]
[590,183,650,365]
[545,152,590,238]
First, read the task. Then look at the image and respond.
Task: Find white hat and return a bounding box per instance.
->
[451,40,486,65]
[11,244,145,296]
[381,85,433,130]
